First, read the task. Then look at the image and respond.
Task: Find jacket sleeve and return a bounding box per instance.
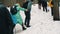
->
[15,3,26,11]
[16,5,26,11]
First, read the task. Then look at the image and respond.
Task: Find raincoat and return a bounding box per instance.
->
[10,3,26,25]
[15,3,26,25]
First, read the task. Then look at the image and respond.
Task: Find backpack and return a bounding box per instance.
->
[10,6,17,15]
[22,1,29,9]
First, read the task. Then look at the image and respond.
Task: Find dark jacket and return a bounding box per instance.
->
[42,0,47,7]
[23,1,29,9]
[0,3,14,34]
[23,0,32,12]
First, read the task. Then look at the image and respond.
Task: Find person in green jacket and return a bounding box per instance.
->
[15,3,28,30]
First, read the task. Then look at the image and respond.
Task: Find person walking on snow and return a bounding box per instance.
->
[10,3,28,30]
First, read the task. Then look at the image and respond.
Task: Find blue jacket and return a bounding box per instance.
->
[11,14,17,24]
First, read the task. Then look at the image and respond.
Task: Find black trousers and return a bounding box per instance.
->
[24,11,31,26]
[38,1,42,9]
[9,24,15,34]
[51,7,53,16]
[43,6,47,12]
[38,4,41,9]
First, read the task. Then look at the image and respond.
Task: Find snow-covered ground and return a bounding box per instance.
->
[13,4,60,34]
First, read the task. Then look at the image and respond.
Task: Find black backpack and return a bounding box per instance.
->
[10,6,17,15]
[22,1,29,9]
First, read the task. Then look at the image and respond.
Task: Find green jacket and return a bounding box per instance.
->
[15,4,26,25]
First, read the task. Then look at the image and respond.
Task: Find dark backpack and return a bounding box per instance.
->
[10,6,17,15]
[22,1,29,9]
